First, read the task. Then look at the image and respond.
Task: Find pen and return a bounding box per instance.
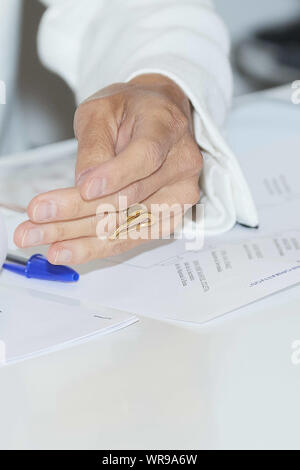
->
[3,253,79,283]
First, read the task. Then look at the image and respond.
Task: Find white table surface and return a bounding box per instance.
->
[1,85,300,450]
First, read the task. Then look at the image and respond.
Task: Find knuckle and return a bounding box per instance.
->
[184,141,203,175]
[74,102,93,137]
[74,98,114,139]
[191,147,203,174]
[144,138,164,172]
[83,123,113,152]
[190,185,201,205]
[165,103,189,133]
[73,105,84,135]
[175,140,203,178]
[55,224,66,241]
[96,96,115,115]
[109,241,124,257]
[125,181,143,206]
[85,243,98,262]
[142,94,164,111]
[109,239,133,257]
[180,181,200,206]
[67,197,81,219]
[89,216,98,236]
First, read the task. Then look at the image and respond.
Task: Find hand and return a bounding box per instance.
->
[14,74,203,265]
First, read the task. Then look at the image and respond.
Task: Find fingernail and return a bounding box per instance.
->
[22,228,43,247]
[54,249,73,265]
[33,201,57,222]
[86,177,106,200]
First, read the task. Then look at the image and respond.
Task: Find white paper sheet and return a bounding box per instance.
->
[0,283,137,365]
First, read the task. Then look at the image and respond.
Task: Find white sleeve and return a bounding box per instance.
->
[38,0,259,234]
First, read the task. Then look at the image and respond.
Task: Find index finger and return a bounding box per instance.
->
[27,187,103,223]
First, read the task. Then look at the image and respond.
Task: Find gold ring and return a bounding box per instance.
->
[109,204,155,240]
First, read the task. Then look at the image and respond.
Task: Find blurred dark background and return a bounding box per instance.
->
[215,0,300,95]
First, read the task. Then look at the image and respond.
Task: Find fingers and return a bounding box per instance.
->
[47,214,180,265]
[47,219,177,265]
[16,176,200,265]
[47,236,148,265]
[47,178,200,265]
[78,105,189,201]
[14,215,100,249]
[27,187,104,223]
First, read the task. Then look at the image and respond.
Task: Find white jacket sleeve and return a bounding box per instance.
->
[38,0,259,235]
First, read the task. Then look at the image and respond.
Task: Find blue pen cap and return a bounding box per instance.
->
[4,254,79,283]
[26,254,80,282]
